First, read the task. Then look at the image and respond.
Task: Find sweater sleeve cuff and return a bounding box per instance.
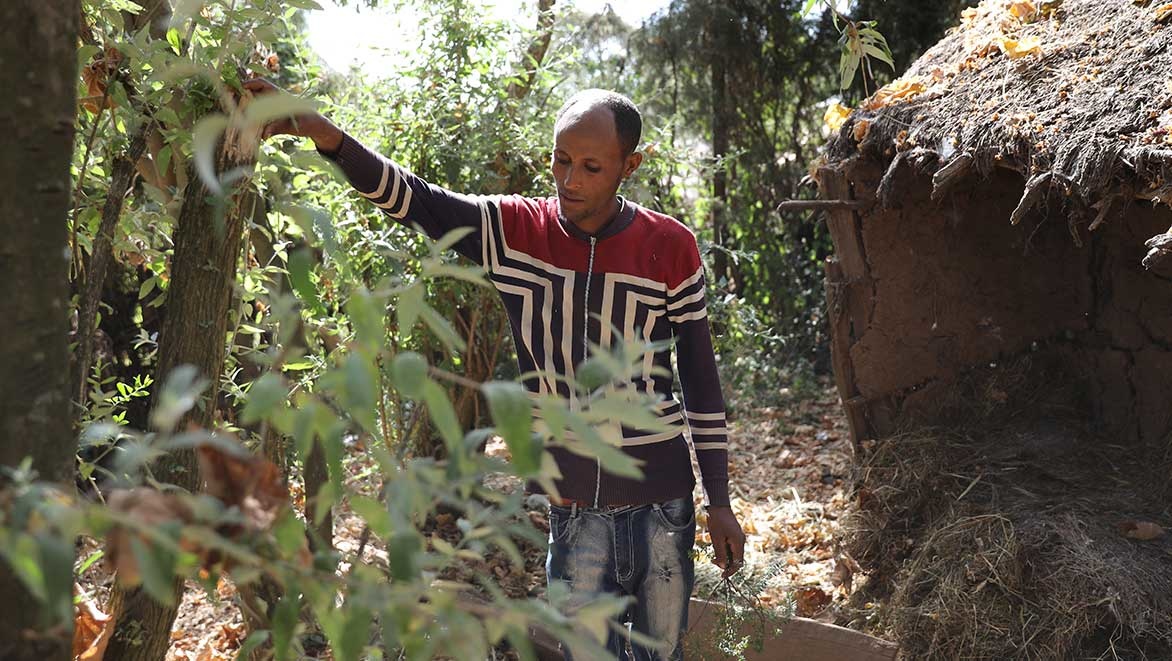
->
[316,131,362,164]
[703,478,731,508]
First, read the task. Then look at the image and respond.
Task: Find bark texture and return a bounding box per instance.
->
[0,1,79,660]
[104,136,259,661]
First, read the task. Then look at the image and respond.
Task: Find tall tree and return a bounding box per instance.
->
[103,154,259,659]
[0,1,79,660]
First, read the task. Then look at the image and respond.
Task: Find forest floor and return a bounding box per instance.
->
[76,377,859,660]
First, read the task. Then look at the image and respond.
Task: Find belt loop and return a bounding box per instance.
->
[570,501,578,518]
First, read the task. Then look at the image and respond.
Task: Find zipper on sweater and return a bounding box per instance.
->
[584,236,601,508]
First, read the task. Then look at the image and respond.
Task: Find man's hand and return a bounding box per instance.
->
[706,506,746,579]
[241,78,343,152]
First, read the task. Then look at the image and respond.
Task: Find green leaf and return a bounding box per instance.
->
[156,144,172,179]
[422,381,462,450]
[575,357,615,391]
[166,27,182,54]
[273,510,305,558]
[1,533,47,603]
[191,113,229,195]
[287,248,324,315]
[420,301,466,352]
[349,496,392,537]
[387,530,422,582]
[138,275,157,300]
[482,382,539,476]
[285,0,323,9]
[130,534,177,606]
[271,593,301,660]
[565,416,643,479]
[341,352,378,432]
[243,93,319,130]
[396,283,424,333]
[390,352,428,399]
[430,226,476,255]
[346,287,385,353]
[863,44,895,69]
[151,364,208,431]
[242,372,287,424]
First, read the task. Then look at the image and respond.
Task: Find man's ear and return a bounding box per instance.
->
[624,151,643,178]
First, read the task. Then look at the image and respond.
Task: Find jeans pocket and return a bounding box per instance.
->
[653,496,695,532]
[549,505,575,543]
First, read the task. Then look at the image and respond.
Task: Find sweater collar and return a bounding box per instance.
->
[558,196,637,241]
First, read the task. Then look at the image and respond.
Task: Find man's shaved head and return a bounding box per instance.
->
[555,89,643,156]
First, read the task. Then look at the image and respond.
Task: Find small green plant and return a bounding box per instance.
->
[686,547,793,659]
[801,0,896,91]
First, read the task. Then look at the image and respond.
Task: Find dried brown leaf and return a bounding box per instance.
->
[105,488,194,587]
[862,78,927,111]
[197,444,288,532]
[1009,0,1038,21]
[795,586,832,617]
[72,586,111,660]
[1119,520,1166,540]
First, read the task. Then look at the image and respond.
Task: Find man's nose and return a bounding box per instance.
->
[562,165,581,190]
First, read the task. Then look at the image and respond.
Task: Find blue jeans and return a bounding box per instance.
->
[546,496,696,660]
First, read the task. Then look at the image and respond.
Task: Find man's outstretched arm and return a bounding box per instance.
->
[244,78,486,264]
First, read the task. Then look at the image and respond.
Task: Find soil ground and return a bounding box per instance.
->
[75,378,864,659]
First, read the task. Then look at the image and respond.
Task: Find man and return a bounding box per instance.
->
[246,79,746,660]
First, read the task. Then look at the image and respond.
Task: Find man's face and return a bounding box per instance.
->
[551,104,640,229]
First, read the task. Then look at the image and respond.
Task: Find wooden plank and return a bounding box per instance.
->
[686,599,899,661]
[825,258,857,420]
[818,166,869,282]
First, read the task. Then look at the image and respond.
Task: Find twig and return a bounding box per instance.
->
[71,84,112,279]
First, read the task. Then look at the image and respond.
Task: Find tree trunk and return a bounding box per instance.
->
[709,16,731,287]
[73,128,148,410]
[104,136,258,660]
[0,1,78,660]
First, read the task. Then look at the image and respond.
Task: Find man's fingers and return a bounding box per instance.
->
[727,537,746,577]
[712,534,728,570]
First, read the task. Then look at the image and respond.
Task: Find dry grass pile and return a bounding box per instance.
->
[842,356,1172,660]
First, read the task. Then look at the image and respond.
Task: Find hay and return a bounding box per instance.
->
[826,0,1172,214]
[841,356,1172,660]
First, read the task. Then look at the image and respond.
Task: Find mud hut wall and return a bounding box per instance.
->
[1081,200,1172,445]
[830,160,1172,445]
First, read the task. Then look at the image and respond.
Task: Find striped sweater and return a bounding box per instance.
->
[322,133,730,507]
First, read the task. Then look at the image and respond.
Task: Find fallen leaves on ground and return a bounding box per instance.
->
[1155,3,1172,24]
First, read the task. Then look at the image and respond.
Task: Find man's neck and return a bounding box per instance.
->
[572,196,623,236]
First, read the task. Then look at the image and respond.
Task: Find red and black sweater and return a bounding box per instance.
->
[322,133,730,507]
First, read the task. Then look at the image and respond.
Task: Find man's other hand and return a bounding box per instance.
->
[241,78,342,152]
[706,506,746,579]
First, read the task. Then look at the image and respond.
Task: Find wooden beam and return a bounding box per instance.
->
[776,199,872,213]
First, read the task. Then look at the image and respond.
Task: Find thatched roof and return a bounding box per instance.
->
[824,0,1172,260]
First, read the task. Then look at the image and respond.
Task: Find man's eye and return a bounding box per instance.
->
[585,165,601,173]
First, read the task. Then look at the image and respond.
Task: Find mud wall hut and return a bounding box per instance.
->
[815,0,1172,657]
